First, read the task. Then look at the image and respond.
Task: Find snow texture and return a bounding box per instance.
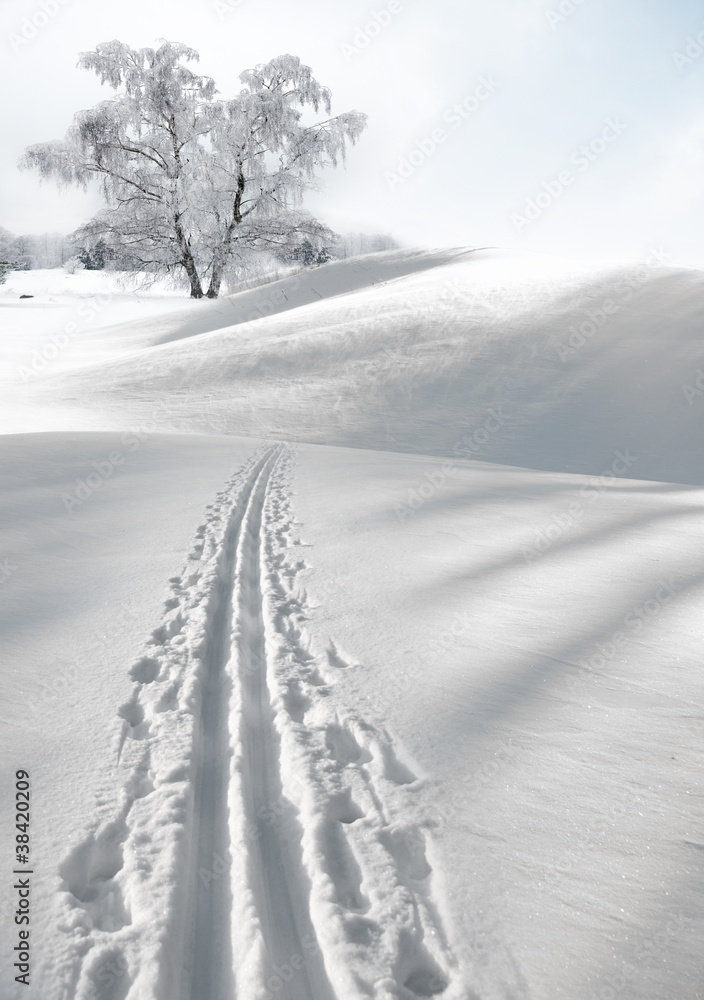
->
[1,247,703,1000]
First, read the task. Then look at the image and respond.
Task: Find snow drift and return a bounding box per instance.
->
[10,248,704,484]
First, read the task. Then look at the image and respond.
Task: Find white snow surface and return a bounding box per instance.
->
[0,248,702,1000]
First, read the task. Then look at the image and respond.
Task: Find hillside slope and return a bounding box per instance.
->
[13,249,704,484]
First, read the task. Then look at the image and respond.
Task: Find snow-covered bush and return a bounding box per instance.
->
[0,260,17,284]
[63,255,86,275]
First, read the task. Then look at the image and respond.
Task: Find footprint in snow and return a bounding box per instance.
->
[128,656,160,684]
[378,740,418,786]
[326,639,361,670]
[282,678,311,722]
[321,795,370,914]
[60,814,131,932]
[379,825,432,882]
[325,721,372,766]
[117,700,150,741]
[396,929,450,999]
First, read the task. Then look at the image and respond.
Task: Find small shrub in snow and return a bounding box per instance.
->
[0,261,17,285]
[63,256,85,274]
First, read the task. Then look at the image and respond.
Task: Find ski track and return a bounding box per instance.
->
[46,444,467,1000]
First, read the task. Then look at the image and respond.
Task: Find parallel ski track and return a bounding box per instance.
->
[185,441,332,999]
[52,443,463,1000]
[184,449,277,1000]
[227,445,334,999]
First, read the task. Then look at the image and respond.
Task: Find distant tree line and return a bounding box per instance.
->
[276,231,399,267]
[0,226,72,276]
[0,227,126,282]
[0,222,399,286]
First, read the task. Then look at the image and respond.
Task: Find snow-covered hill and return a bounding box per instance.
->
[6,248,704,483]
[1,249,702,1000]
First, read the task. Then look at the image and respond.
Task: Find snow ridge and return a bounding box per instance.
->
[47,445,466,1000]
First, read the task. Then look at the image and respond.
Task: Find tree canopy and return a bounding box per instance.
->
[20,41,367,297]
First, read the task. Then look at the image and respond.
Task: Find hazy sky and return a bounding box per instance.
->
[2,0,704,264]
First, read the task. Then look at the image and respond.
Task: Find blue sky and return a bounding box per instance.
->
[2,0,704,264]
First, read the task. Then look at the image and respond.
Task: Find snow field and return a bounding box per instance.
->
[39,444,465,1000]
[1,247,703,1000]
[9,248,703,484]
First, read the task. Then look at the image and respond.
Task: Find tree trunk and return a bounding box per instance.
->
[175,215,203,298]
[186,262,204,298]
[181,246,203,298]
[206,171,245,299]
[206,260,224,299]
[206,227,233,299]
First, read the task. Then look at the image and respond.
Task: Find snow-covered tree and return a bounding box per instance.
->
[0,226,18,283]
[334,232,400,258]
[20,41,367,298]
[0,261,16,284]
[77,238,115,270]
[297,238,317,266]
[0,227,74,270]
[0,226,19,263]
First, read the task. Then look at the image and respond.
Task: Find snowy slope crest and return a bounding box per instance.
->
[13,247,704,485]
